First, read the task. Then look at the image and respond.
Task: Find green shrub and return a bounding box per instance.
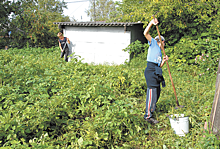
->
[123,40,149,59]
[166,37,220,66]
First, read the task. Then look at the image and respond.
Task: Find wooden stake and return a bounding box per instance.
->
[210,60,220,136]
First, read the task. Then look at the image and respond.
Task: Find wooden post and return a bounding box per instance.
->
[210,59,220,136]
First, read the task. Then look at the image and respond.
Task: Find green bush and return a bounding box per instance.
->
[123,40,149,59]
[165,37,220,67]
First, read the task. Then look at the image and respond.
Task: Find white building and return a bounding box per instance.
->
[53,21,147,65]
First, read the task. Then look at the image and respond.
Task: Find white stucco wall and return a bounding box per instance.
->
[63,26,130,65]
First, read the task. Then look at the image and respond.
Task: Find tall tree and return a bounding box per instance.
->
[86,0,116,21]
[9,0,70,48]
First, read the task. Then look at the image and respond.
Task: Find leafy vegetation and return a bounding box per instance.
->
[125,37,220,71]
[123,40,149,59]
[0,40,219,148]
[0,0,18,49]
[0,0,219,148]
[0,0,69,49]
[1,0,219,49]
[111,0,220,46]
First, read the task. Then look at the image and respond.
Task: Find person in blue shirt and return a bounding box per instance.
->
[143,18,169,124]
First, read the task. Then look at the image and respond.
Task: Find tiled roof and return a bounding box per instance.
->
[53,21,143,27]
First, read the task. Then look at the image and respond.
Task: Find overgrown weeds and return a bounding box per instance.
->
[0,45,219,148]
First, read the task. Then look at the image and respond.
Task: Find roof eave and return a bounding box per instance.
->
[53,22,143,27]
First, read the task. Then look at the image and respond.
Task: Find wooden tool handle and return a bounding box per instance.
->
[152,15,179,106]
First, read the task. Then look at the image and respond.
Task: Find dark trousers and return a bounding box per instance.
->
[60,47,69,62]
[144,87,161,119]
[144,62,162,119]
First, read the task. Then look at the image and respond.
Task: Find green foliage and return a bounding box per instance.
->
[123,40,149,57]
[0,0,16,30]
[110,0,220,46]
[165,37,220,69]
[195,53,219,76]
[0,0,219,147]
[6,0,70,48]
[0,0,18,49]
[0,46,219,148]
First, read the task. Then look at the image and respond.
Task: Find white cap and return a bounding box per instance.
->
[155,35,165,42]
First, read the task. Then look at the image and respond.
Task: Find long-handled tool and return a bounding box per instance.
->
[62,41,67,52]
[153,15,184,109]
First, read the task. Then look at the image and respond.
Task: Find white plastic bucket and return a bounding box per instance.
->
[169,114,189,136]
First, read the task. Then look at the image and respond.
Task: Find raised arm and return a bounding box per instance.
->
[143,18,159,44]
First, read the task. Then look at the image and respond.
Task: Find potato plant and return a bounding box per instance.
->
[0,44,219,148]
